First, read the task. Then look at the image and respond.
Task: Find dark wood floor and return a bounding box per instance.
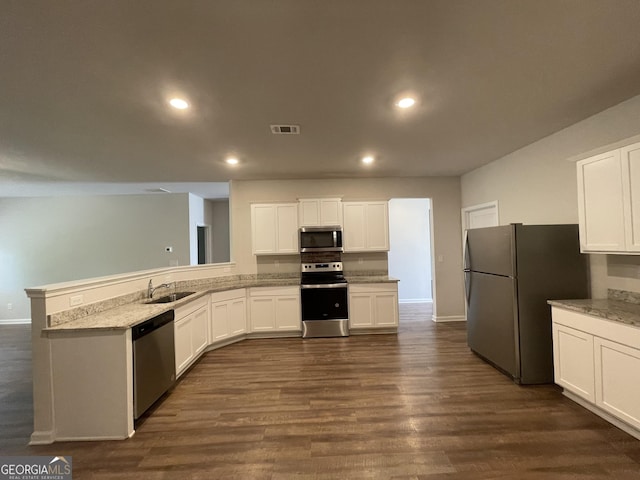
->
[2,305,640,479]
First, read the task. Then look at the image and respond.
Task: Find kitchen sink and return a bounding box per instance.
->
[147,291,196,304]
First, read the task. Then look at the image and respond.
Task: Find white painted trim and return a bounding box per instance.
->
[461,201,499,233]
[25,262,237,299]
[398,299,432,304]
[29,430,55,445]
[431,315,466,323]
[0,318,31,325]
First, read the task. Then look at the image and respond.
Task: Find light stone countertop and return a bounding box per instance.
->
[345,275,399,284]
[44,274,397,333]
[548,298,640,328]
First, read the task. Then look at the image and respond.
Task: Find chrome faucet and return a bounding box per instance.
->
[148,280,172,299]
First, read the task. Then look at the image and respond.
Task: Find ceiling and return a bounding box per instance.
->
[2,0,640,197]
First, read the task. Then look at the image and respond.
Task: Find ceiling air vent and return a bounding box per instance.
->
[270,124,300,135]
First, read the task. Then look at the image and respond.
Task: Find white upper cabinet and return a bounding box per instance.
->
[342,201,389,252]
[298,198,343,227]
[577,146,632,253]
[251,203,299,255]
[622,142,640,252]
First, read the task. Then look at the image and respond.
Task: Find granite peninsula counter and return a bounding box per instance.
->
[45,273,399,333]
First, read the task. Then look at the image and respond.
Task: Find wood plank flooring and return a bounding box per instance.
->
[2,304,640,479]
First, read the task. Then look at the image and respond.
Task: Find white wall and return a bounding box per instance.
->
[388,198,432,302]
[461,93,640,297]
[230,177,464,319]
[0,194,191,320]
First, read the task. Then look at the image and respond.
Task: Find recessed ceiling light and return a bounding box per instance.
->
[396,97,416,109]
[226,157,239,165]
[362,156,375,165]
[169,98,189,110]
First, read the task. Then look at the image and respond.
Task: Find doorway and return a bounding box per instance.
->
[388,198,432,305]
[196,225,211,265]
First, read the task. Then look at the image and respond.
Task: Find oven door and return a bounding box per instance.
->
[300,284,348,321]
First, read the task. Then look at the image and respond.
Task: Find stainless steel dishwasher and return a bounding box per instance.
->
[132,310,176,419]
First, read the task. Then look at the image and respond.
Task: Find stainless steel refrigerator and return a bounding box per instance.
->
[463,224,589,384]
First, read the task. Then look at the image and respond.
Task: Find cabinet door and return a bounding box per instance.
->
[229,297,247,336]
[343,203,367,251]
[374,292,398,327]
[251,204,277,254]
[275,295,301,330]
[175,316,193,376]
[320,199,342,226]
[577,151,626,252]
[299,200,320,226]
[365,202,389,251]
[349,293,374,328]
[621,142,640,252]
[594,337,640,430]
[552,323,595,402]
[249,297,276,331]
[192,305,209,356]
[276,204,299,253]
[211,301,230,341]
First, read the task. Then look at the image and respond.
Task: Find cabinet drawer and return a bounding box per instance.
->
[211,288,245,303]
[349,283,396,294]
[249,286,299,297]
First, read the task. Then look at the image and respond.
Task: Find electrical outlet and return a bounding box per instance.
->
[7,303,12,310]
[437,255,444,262]
[358,258,364,265]
[70,294,84,307]
[274,260,280,268]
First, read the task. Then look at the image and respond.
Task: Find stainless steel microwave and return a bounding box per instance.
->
[299,226,343,252]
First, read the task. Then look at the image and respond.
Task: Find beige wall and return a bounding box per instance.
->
[230,177,465,319]
[461,93,640,297]
[0,194,191,320]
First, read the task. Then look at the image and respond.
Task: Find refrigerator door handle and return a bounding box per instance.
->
[463,230,470,271]
[464,270,471,306]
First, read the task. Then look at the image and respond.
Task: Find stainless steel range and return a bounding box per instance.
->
[300,261,349,338]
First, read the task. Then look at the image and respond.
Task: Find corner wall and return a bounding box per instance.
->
[0,193,191,320]
[229,177,464,319]
[461,93,640,297]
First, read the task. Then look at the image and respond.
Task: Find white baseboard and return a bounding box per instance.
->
[29,430,55,445]
[431,315,466,323]
[0,318,31,325]
[398,298,433,304]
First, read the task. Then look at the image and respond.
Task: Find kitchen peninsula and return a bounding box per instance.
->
[27,264,398,444]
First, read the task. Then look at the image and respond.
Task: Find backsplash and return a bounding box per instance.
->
[608,289,640,304]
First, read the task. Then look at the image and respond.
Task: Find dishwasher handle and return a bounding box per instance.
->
[132,310,175,340]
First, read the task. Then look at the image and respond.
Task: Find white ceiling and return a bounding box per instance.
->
[2,1,640,197]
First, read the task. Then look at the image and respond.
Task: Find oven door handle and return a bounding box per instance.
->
[301,283,348,289]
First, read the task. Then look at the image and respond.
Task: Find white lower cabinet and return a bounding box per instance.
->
[552,323,595,402]
[248,286,301,333]
[348,283,398,330]
[174,296,210,378]
[211,289,247,342]
[594,337,640,430]
[551,307,640,438]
